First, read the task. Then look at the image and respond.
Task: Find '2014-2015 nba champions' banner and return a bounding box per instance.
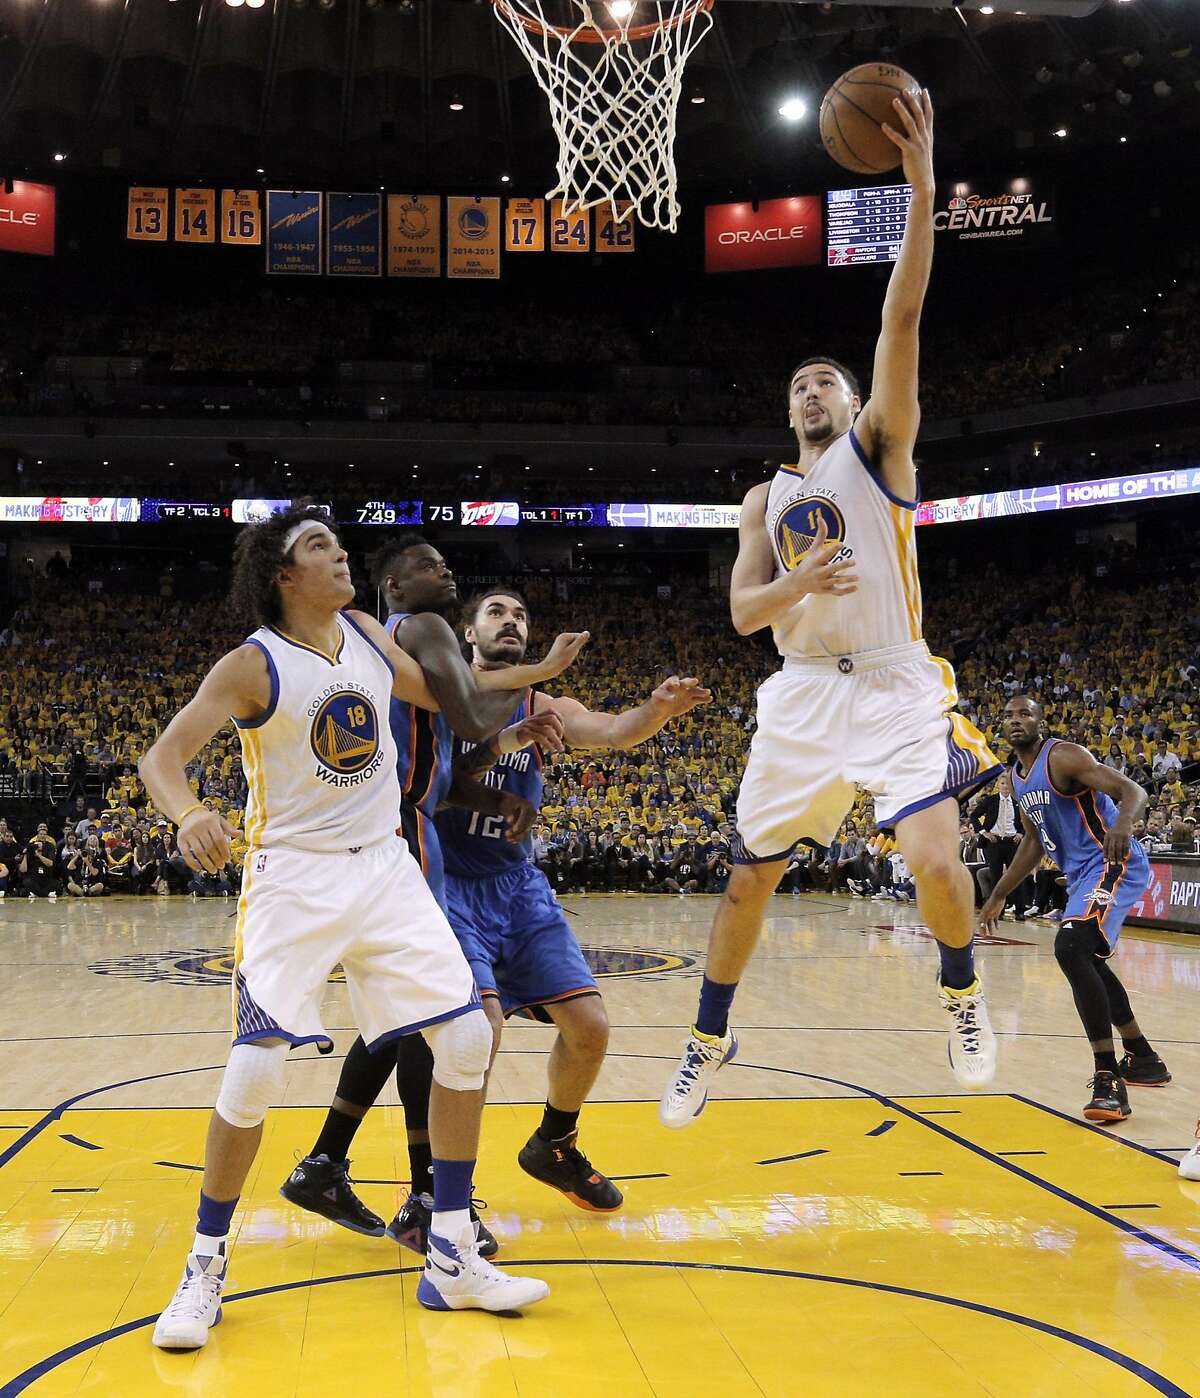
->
[387,196,442,278]
[326,193,382,277]
[266,191,323,275]
[446,197,501,280]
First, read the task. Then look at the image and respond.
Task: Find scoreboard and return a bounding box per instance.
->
[826,184,912,266]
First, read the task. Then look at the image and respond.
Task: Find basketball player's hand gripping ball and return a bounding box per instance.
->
[881,87,935,196]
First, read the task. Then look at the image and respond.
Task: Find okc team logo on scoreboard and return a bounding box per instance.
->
[458,203,491,241]
[307,686,384,784]
[461,501,520,527]
[773,495,849,571]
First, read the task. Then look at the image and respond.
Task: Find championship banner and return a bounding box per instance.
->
[504,197,546,253]
[596,202,635,254]
[221,190,261,245]
[934,177,1055,246]
[174,188,215,244]
[550,198,590,253]
[327,192,382,277]
[446,197,501,280]
[127,187,169,242]
[705,196,821,273]
[387,195,441,278]
[265,191,322,275]
[0,180,55,257]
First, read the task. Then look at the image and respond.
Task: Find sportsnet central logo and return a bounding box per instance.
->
[461,501,519,527]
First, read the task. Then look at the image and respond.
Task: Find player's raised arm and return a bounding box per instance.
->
[392,611,527,741]
[729,482,858,636]
[538,675,712,752]
[139,644,265,872]
[471,629,590,690]
[1050,742,1149,863]
[856,87,935,502]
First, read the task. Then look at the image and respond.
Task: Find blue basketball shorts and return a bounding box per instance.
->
[443,861,598,1021]
[1065,855,1151,951]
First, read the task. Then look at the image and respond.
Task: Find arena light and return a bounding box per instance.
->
[778,96,807,121]
[1052,127,1068,137]
[609,0,636,19]
[52,151,66,162]
[247,0,266,8]
[225,0,245,8]
[449,93,465,112]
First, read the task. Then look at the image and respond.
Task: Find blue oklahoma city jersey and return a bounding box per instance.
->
[437,690,542,878]
[386,611,455,902]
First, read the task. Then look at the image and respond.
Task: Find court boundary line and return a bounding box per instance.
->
[0,1259,1187,1397]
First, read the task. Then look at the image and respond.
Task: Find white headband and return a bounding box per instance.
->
[281,518,328,557]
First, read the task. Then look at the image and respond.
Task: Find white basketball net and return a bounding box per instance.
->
[492,1,715,234]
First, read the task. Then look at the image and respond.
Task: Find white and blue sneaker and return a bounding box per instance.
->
[152,1250,226,1349]
[1179,1121,1200,1181]
[416,1224,549,1313]
[939,976,997,1089]
[658,1026,738,1129]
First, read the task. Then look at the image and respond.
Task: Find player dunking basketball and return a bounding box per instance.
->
[981,696,1170,1123]
[142,507,555,1350]
[660,88,1004,1128]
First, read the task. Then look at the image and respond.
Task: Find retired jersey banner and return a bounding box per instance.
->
[504,198,545,253]
[221,190,261,245]
[0,181,55,257]
[266,191,322,275]
[704,196,822,273]
[174,188,215,244]
[550,199,590,253]
[127,187,169,242]
[596,201,635,253]
[327,192,382,276]
[387,196,441,278]
[447,197,500,280]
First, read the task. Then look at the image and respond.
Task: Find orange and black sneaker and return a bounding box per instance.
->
[1083,1071,1131,1123]
[1118,1052,1172,1087]
[517,1129,623,1212]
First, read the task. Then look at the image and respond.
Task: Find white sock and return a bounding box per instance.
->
[192,1231,228,1267]
[431,1208,471,1241]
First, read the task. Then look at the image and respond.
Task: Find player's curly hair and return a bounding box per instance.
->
[229,500,338,630]
[787,356,862,403]
[367,532,428,591]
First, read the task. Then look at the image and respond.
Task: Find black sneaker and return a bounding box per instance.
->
[279,1154,386,1236]
[517,1129,623,1213]
[385,1193,498,1258]
[1118,1052,1172,1087]
[1083,1071,1131,1123]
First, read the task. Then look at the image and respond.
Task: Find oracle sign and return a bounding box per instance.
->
[0,181,56,257]
[704,197,821,274]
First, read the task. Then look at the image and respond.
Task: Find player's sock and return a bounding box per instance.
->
[431,1158,474,1239]
[1121,1033,1154,1059]
[1093,1050,1120,1075]
[936,939,976,991]
[194,1192,236,1262]
[695,975,738,1037]
[311,1035,396,1161]
[408,1141,434,1201]
[537,1102,580,1144]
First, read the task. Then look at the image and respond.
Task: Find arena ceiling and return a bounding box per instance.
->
[0,0,1197,190]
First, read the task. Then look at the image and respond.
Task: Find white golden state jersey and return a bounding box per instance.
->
[766,424,922,660]
[234,613,400,854]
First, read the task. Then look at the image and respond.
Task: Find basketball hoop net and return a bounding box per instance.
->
[492,0,715,234]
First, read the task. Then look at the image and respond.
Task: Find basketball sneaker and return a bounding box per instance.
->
[938,978,997,1088]
[1178,1121,1200,1181]
[151,1250,225,1350]
[1117,1051,1172,1087]
[416,1223,549,1313]
[517,1129,623,1212]
[1083,1071,1131,1123]
[658,1026,738,1128]
[279,1154,385,1237]
[386,1193,498,1258]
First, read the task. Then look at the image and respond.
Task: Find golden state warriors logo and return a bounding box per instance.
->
[308,686,385,786]
[458,203,490,241]
[773,496,848,571]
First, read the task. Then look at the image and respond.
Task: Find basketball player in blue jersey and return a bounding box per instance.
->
[142,506,561,1349]
[281,536,570,1253]
[440,588,711,1209]
[660,88,1004,1129]
[980,696,1169,1122]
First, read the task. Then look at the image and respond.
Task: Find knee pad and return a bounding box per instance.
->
[1054,918,1105,966]
[424,1009,492,1092]
[215,1041,289,1129]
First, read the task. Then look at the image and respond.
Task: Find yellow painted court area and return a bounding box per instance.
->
[2,895,1200,1395]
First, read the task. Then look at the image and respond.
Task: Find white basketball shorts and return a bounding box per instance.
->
[733,640,1001,862]
[231,838,480,1054]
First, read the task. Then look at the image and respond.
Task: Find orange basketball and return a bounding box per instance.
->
[819,63,923,175]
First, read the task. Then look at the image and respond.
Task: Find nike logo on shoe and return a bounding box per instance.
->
[427,1257,461,1278]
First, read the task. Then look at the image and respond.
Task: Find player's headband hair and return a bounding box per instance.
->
[281,519,329,557]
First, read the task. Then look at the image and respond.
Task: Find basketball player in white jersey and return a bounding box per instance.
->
[660,89,1003,1128]
[142,505,587,1349]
